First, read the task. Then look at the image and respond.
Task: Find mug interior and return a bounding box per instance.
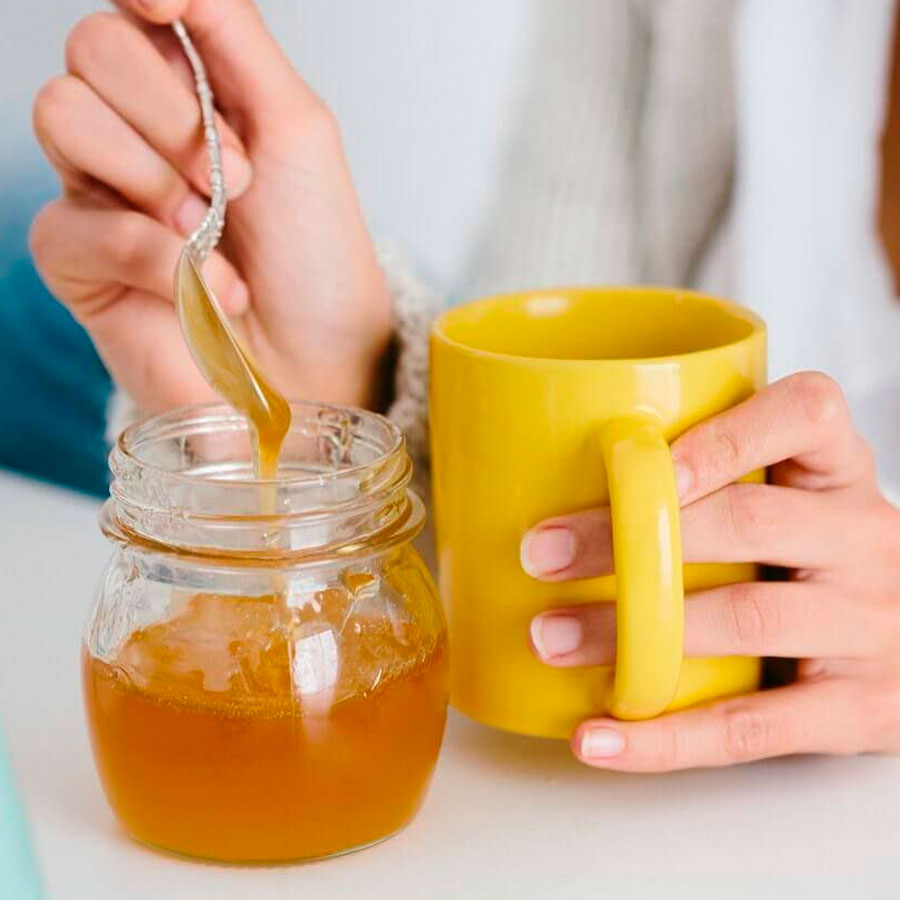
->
[434,288,762,361]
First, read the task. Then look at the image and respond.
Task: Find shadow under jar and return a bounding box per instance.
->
[83,403,448,864]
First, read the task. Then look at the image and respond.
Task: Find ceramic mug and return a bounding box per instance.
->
[429,287,767,739]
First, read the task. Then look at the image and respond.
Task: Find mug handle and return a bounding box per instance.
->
[598,418,684,720]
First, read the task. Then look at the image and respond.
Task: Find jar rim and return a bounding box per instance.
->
[115,401,405,487]
[105,402,420,559]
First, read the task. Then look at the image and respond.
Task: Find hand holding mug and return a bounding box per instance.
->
[525,372,900,770]
[431,287,900,769]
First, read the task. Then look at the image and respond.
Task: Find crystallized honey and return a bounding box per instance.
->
[83,590,448,862]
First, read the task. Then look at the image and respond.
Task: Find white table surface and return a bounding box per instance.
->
[1,469,898,899]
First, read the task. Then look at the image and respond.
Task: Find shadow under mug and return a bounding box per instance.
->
[429,286,767,739]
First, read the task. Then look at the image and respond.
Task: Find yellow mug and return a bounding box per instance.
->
[429,287,767,739]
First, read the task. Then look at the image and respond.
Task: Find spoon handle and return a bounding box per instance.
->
[171,19,226,264]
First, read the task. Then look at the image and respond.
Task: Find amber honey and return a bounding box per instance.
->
[84,591,448,863]
[175,250,291,483]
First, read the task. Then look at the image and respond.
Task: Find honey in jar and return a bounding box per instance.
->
[84,404,447,863]
[85,590,447,862]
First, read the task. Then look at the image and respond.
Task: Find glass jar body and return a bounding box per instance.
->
[84,537,447,863]
[83,404,448,864]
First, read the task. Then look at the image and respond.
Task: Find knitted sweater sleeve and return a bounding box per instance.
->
[377,245,445,472]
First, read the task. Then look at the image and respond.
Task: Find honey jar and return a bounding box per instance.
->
[83,403,448,863]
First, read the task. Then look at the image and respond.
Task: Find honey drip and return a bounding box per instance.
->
[175,251,290,483]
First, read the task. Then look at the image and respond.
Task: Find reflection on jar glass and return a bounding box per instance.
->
[83,403,448,864]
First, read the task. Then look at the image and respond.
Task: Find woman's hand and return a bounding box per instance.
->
[30,0,390,414]
[521,372,900,771]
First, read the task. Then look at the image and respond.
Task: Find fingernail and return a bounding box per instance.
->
[521,527,576,578]
[580,727,625,760]
[175,192,208,235]
[531,615,582,660]
[221,146,253,198]
[674,461,692,501]
[228,279,250,314]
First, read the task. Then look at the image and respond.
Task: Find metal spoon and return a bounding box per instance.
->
[171,20,290,480]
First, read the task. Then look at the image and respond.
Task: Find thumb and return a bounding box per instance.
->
[119,0,311,120]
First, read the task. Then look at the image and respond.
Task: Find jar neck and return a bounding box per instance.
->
[103,403,423,561]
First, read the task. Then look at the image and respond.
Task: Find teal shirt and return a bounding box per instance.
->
[0,164,111,496]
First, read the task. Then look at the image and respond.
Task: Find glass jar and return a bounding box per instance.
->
[83,403,448,864]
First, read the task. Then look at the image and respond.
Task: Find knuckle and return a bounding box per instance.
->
[722,483,772,548]
[789,371,846,430]
[28,202,62,270]
[101,214,145,268]
[725,584,775,651]
[722,703,778,762]
[710,422,743,475]
[279,96,342,150]
[65,13,126,74]
[647,723,682,771]
[32,75,81,134]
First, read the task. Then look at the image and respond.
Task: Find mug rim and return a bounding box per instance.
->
[431,285,766,366]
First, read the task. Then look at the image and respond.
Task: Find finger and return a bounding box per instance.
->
[671,372,877,502]
[572,679,870,772]
[679,482,860,569]
[123,13,194,89]
[29,201,249,317]
[117,0,313,120]
[90,288,217,413]
[520,507,610,580]
[521,483,860,580]
[34,75,212,235]
[64,13,252,199]
[530,582,881,666]
[31,202,236,412]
